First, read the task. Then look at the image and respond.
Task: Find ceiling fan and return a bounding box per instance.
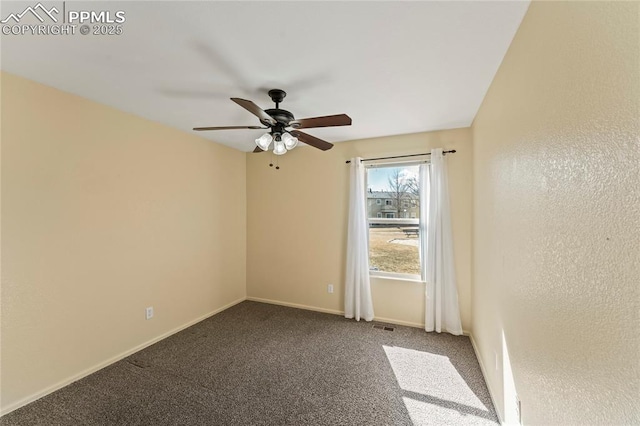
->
[193,89,352,154]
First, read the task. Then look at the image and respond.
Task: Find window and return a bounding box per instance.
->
[366,163,421,278]
[376,199,382,205]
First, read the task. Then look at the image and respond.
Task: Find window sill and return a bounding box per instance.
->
[369,272,425,284]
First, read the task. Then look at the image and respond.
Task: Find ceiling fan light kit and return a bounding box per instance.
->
[255,133,273,151]
[254,129,299,155]
[193,89,352,159]
[281,132,298,150]
[273,140,287,155]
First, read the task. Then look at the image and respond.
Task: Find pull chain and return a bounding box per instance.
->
[268,151,281,170]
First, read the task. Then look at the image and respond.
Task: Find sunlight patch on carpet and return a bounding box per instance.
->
[384,345,495,424]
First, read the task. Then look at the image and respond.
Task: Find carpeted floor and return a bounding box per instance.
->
[1,301,499,425]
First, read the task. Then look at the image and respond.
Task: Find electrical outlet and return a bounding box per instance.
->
[145,306,154,320]
[515,395,522,425]
[327,284,334,294]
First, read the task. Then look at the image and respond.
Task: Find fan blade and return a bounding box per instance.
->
[253,146,264,153]
[289,114,352,129]
[193,126,267,131]
[290,130,333,151]
[231,98,277,126]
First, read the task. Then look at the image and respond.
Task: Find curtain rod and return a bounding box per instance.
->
[344,150,456,164]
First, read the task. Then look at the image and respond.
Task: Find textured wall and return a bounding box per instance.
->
[472,2,639,424]
[246,129,473,330]
[1,72,247,413]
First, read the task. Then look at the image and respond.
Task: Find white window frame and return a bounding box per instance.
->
[365,160,425,281]
[376,199,382,205]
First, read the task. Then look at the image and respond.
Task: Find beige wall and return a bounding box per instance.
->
[0,72,247,412]
[472,2,639,424]
[246,129,473,331]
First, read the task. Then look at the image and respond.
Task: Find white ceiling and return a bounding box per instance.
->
[1,1,529,152]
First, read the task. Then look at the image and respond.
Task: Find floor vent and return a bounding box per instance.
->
[373,324,395,331]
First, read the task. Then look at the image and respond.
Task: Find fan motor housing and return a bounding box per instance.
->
[263,108,294,126]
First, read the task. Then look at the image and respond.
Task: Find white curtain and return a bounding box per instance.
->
[420,149,463,335]
[345,157,374,322]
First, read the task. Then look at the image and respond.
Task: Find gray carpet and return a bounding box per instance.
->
[1,301,498,425]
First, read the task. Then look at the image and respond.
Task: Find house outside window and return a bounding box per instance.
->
[365,163,422,278]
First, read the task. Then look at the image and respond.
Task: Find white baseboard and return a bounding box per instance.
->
[469,333,504,425]
[246,296,344,316]
[247,296,442,330]
[373,315,424,329]
[0,296,247,417]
